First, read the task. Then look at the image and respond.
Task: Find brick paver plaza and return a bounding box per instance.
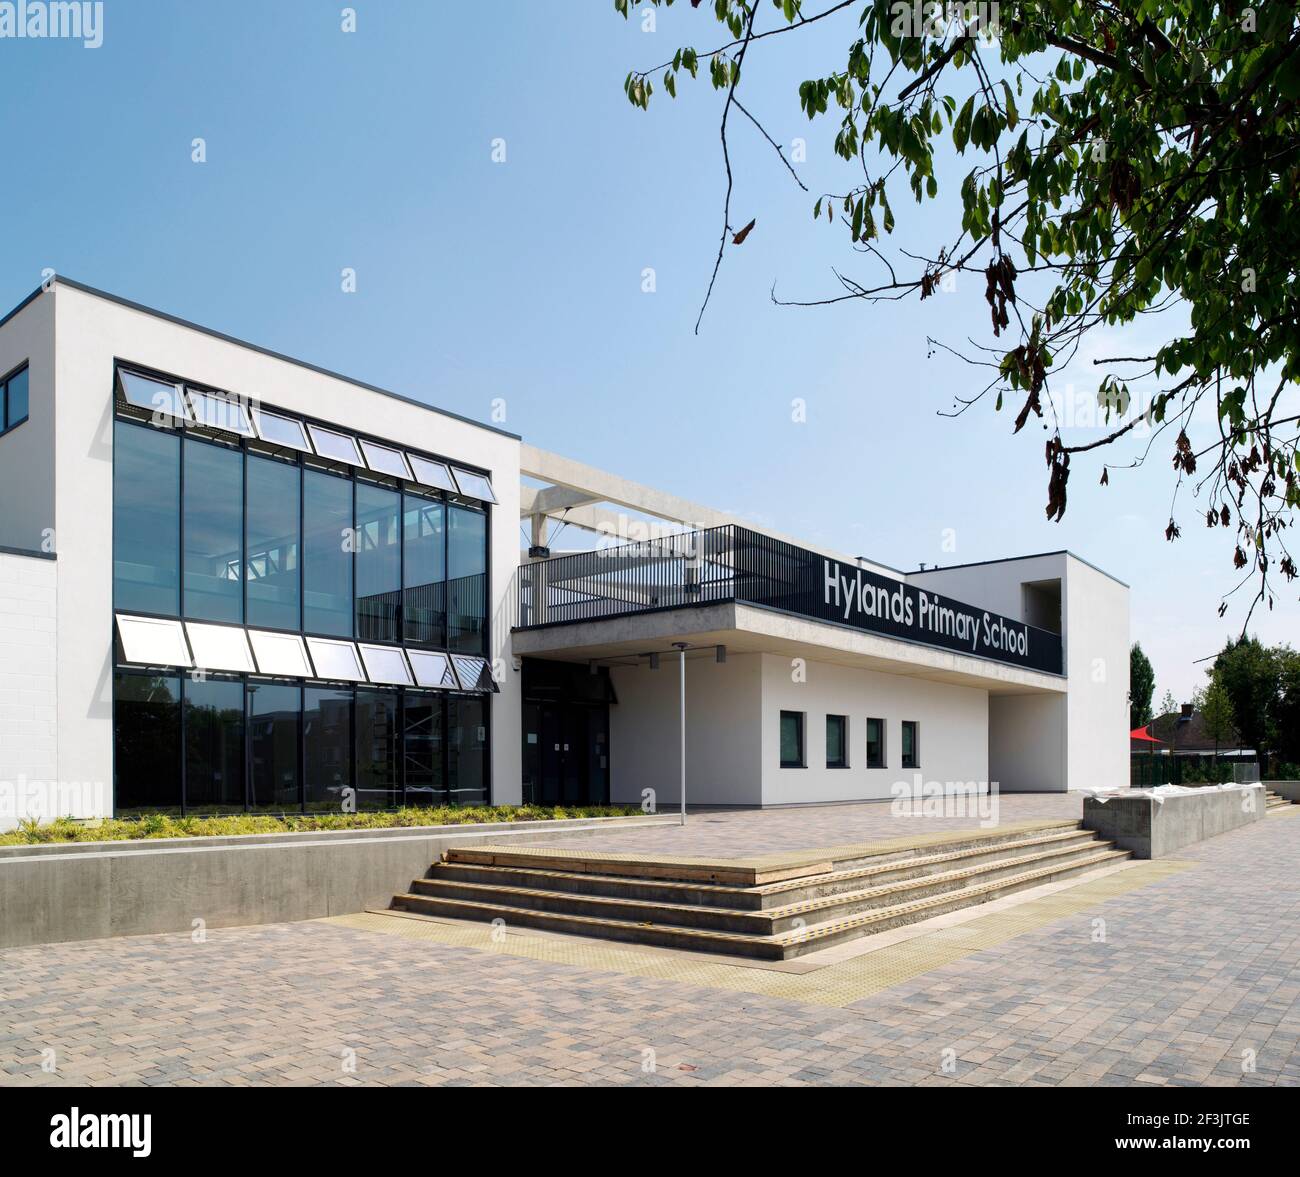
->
[2,797,1298,1086]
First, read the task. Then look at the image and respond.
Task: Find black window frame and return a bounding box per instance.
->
[826,713,848,769]
[901,720,920,769]
[0,361,30,435]
[779,709,805,769]
[866,716,886,769]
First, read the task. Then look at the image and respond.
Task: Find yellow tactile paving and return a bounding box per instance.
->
[323,857,1191,1008]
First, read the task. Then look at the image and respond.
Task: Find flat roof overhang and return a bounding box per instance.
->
[511,603,1067,695]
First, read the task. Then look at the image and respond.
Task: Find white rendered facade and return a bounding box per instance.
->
[0,279,1130,827]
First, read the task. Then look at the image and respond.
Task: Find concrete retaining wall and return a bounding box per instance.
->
[1082,784,1265,859]
[0,814,675,949]
[1268,781,1300,803]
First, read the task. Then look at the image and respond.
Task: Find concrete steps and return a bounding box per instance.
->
[389,822,1132,960]
[1265,790,1291,811]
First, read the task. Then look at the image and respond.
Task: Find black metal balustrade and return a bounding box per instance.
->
[515,525,1065,676]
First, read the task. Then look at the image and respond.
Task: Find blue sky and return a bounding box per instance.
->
[0,0,1293,704]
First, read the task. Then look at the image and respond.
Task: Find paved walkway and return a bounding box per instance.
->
[1,807,1297,1086]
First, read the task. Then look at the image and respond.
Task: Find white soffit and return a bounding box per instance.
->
[359,440,412,480]
[305,637,368,681]
[407,649,458,689]
[248,629,314,677]
[450,467,497,504]
[307,425,366,467]
[358,643,414,686]
[116,614,192,667]
[184,622,257,674]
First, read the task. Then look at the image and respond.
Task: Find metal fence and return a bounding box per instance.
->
[515,524,1064,675]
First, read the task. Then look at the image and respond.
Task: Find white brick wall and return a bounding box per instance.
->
[0,551,65,829]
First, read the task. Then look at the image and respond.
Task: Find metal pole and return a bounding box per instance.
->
[675,643,688,825]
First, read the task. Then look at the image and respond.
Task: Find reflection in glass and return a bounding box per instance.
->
[403,693,445,805]
[403,492,444,645]
[185,678,245,813]
[248,682,301,811]
[448,695,488,805]
[303,469,353,637]
[305,686,352,811]
[114,671,182,814]
[183,438,243,623]
[447,505,487,654]
[6,366,29,426]
[113,421,181,615]
[356,689,400,810]
[356,482,401,643]
[245,455,300,630]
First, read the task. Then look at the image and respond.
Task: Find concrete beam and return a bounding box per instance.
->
[521,444,731,530]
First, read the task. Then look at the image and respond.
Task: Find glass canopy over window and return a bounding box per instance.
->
[251,407,312,452]
[359,440,412,480]
[307,424,366,467]
[118,370,192,421]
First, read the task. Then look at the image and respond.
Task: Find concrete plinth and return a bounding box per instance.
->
[1082,784,1264,859]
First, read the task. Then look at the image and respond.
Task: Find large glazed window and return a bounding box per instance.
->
[245,454,301,630]
[113,421,181,615]
[303,469,353,638]
[447,505,487,655]
[403,492,445,646]
[403,693,445,805]
[185,677,246,814]
[356,688,400,810]
[304,686,352,811]
[356,481,401,643]
[183,438,244,623]
[448,695,488,805]
[249,682,301,811]
[113,671,182,815]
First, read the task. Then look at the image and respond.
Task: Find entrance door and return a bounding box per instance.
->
[525,703,607,805]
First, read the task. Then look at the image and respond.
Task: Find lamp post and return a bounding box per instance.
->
[674,642,688,825]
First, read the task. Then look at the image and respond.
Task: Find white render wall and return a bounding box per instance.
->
[0,292,55,556]
[0,553,68,829]
[34,282,523,813]
[758,653,989,805]
[908,552,1129,791]
[609,653,763,808]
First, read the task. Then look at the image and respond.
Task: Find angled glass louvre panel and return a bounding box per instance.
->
[184,622,256,674]
[359,440,412,480]
[450,467,497,504]
[250,407,312,453]
[116,614,193,668]
[118,370,193,422]
[406,454,457,493]
[451,654,496,693]
[304,637,368,682]
[187,387,255,436]
[406,649,459,690]
[307,425,365,467]
[357,643,413,686]
[248,629,314,677]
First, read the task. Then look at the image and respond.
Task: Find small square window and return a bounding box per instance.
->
[358,643,413,686]
[116,614,192,668]
[360,440,412,480]
[304,636,368,682]
[901,720,919,769]
[866,717,886,768]
[407,649,458,689]
[5,366,29,429]
[826,714,848,768]
[780,710,805,768]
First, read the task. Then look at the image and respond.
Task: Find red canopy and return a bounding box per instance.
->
[1130,726,1163,743]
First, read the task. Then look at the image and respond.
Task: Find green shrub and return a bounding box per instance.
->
[0,804,641,847]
